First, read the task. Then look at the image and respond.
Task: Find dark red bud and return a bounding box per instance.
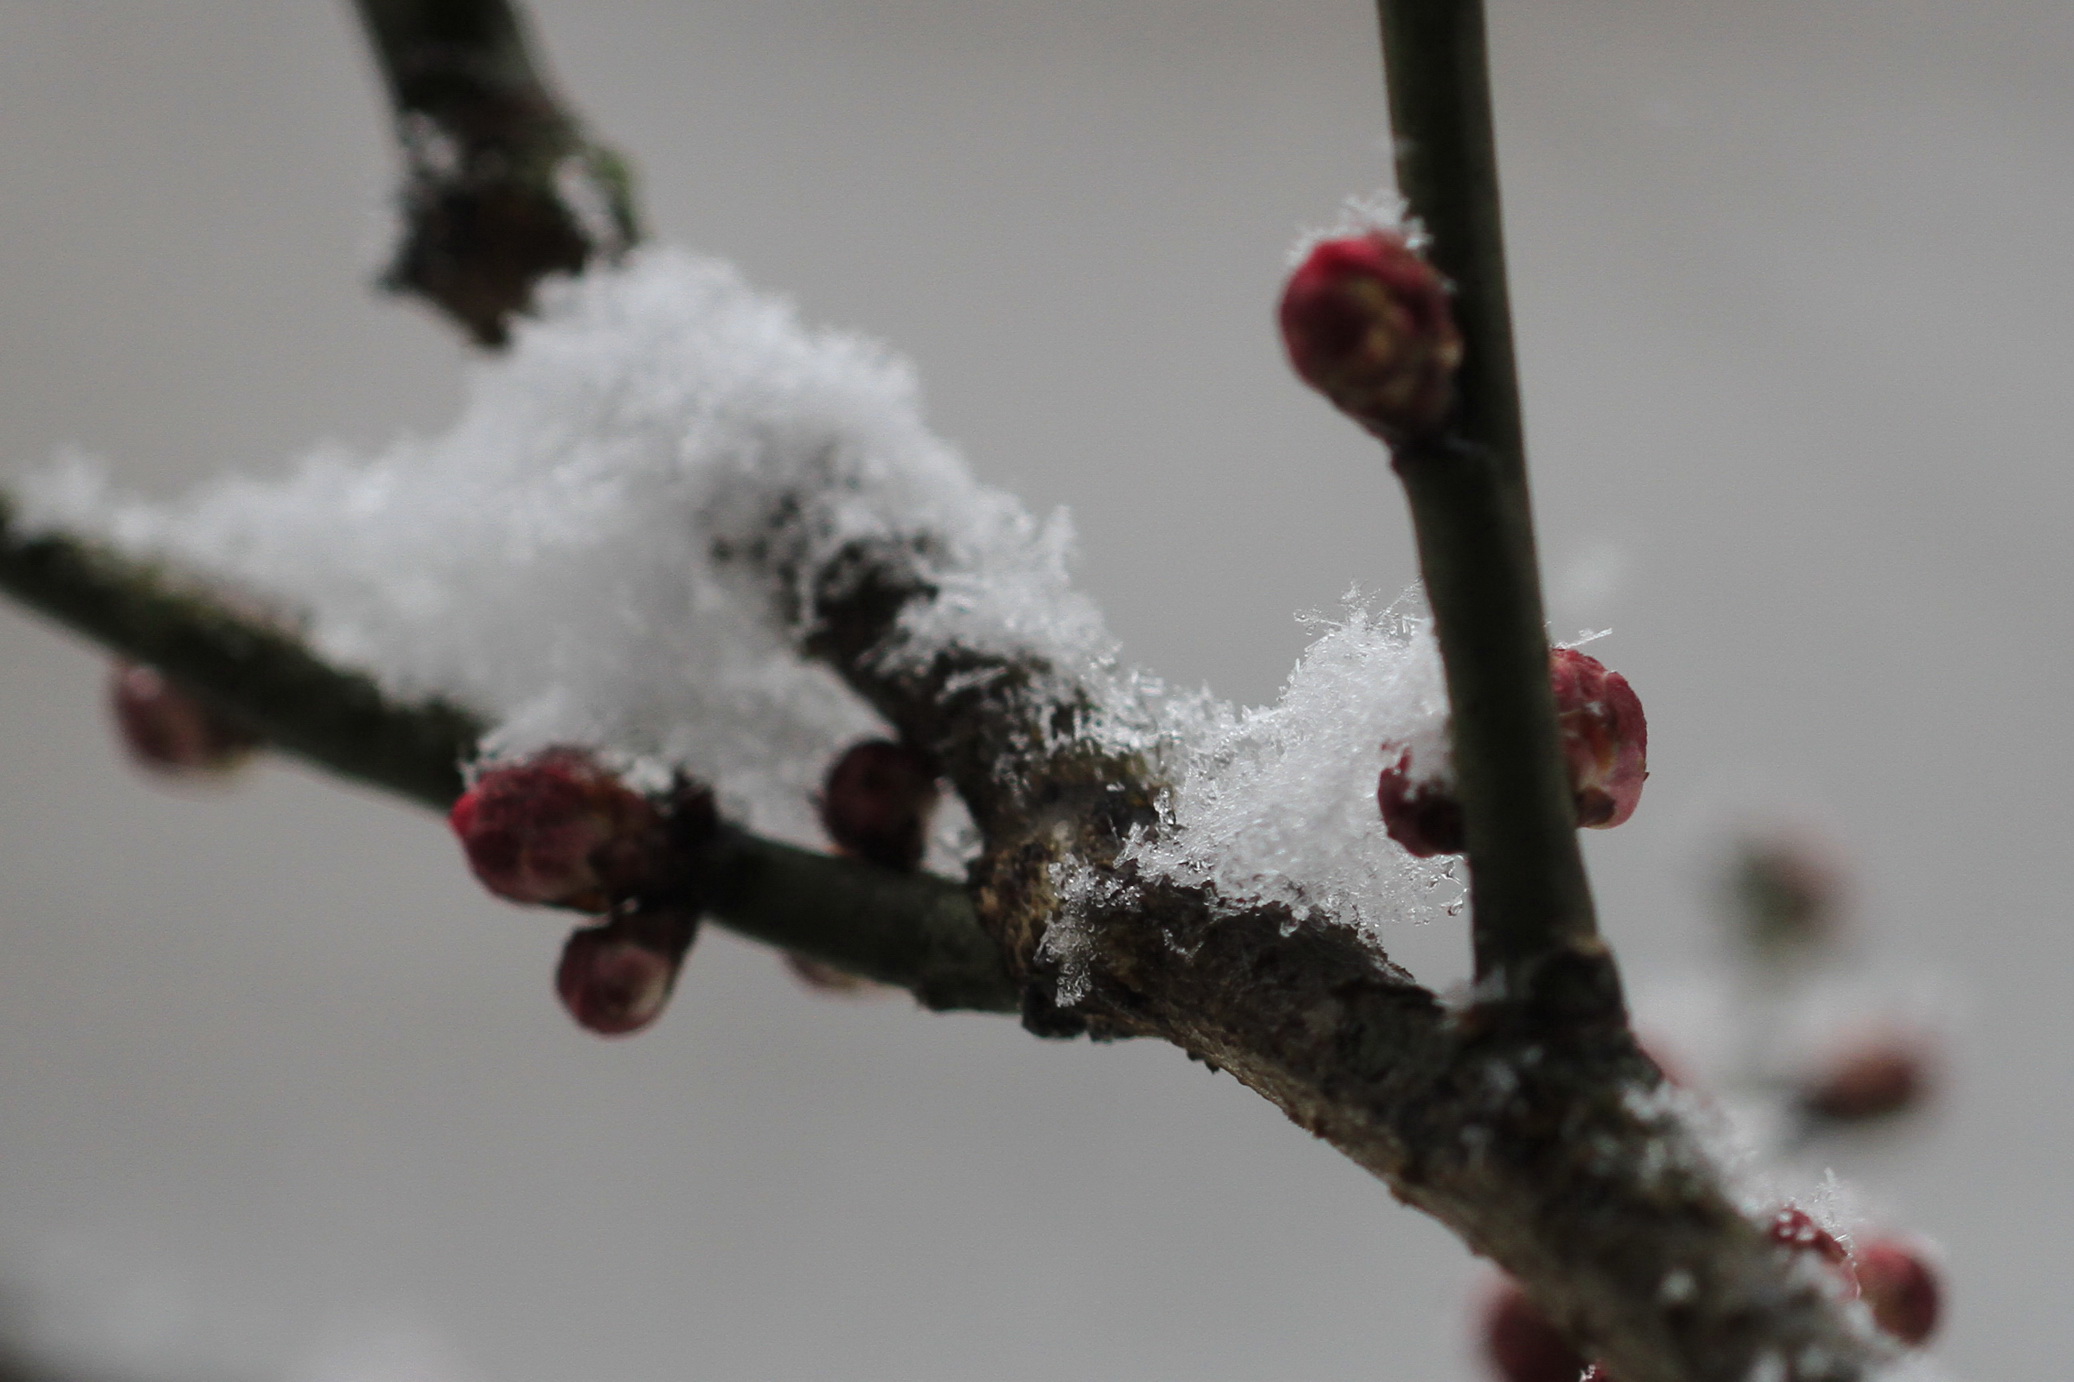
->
[1853,1239,1940,1345]
[1280,231,1463,441]
[554,907,698,1037]
[1481,1280,1587,1382]
[449,749,664,909]
[1727,831,1846,952]
[818,739,940,872]
[1801,1037,1932,1124]
[1377,744,1466,858]
[108,662,262,777]
[1768,1207,1858,1296]
[1549,648,1647,830]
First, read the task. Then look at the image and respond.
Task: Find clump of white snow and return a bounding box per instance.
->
[21,248,1459,932]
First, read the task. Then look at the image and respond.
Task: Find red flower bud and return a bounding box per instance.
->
[1481,1280,1586,1382]
[1768,1206,1858,1296]
[1378,649,1646,855]
[1377,744,1466,858]
[554,907,698,1037]
[1800,1036,1933,1125]
[108,662,262,777]
[1726,830,1846,952]
[1549,648,1647,829]
[1853,1239,1940,1345]
[1280,231,1463,441]
[449,749,665,910]
[818,739,940,873]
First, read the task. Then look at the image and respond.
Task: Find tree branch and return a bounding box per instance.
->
[1376,0,1602,996]
[353,0,639,346]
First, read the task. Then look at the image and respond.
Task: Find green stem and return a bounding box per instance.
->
[1375,0,1604,994]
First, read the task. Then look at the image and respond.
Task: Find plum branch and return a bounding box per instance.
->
[0,3,1913,1381]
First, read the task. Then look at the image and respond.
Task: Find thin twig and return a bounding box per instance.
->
[1375,0,1605,995]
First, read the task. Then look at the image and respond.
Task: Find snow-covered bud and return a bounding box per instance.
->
[555,907,698,1038]
[449,749,665,910]
[1549,647,1647,829]
[1279,231,1463,442]
[1579,1367,1616,1382]
[1377,744,1465,858]
[818,739,940,872]
[1768,1206,1858,1295]
[1480,1279,1585,1382]
[1853,1239,1941,1345]
[1800,1035,1933,1124]
[108,662,262,777]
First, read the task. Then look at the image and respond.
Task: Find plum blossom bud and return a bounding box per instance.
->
[1768,1206,1858,1296]
[1480,1279,1586,1382]
[1726,829,1846,953]
[1853,1239,1941,1345]
[1377,745,1465,858]
[108,662,262,777]
[555,907,698,1037]
[818,739,941,872]
[449,749,665,910]
[1279,230,1463,442]
[1379,648,1647,855]
[1549,647,1647,829]
[1800,1035,1934,1125]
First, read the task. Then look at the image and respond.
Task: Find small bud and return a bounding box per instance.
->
[108,663,262,777]
[555,907,698,1037]
[1481,1279,1586,1382]
[1725,830,1846,953]
[1279,230,1463,441]
[1549,648,1647,829]
[1377,744,1466,858]
[1800,1036,1933,1125]
[1768,1206,1858,1296]
[1853,1239,1940,1345]
[818,739,941,872]
[449,749,665,910]
[1378,649,1646,855]
[1579,1367,1617,1382]
[783,950,892,997]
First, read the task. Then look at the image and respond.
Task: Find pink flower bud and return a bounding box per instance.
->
[818,739,941,873]
[1480,1279,1586,1382]
[1378,649,1647,855]
[449,749,664,910]
[554,907,698,1038]
[1800,1035,1933,1125]
[1768,1206,1858,1296]
[1280,231,1463,441]
[108,662,262,777]
[1377,744,1466,858]
[1549,648,1647,829]
[1853,1239,1940,1345]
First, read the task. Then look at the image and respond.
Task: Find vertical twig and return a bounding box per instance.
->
[354,0,640,345]
[1375,0,1605,1000]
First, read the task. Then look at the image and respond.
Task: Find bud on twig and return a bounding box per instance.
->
[449,749,667,910]
[1480,1279,1586,1382]
[818,739,940,873]
[1768,1206,1858,1296]
[555,906,699,1037]
[1379,648,1647,856]
[108,662,263,778]
[1799,1034,1934,1126]
[1279,230,1463,442]
[1725,829,1846,954]
[1853,1239,1941,1345]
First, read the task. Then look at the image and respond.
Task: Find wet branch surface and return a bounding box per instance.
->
[0,2,1899,1380]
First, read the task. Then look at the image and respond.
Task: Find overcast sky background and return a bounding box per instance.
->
[0,1,2068,1378]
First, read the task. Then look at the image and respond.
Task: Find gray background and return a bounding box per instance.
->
[0,1,2066,1378]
